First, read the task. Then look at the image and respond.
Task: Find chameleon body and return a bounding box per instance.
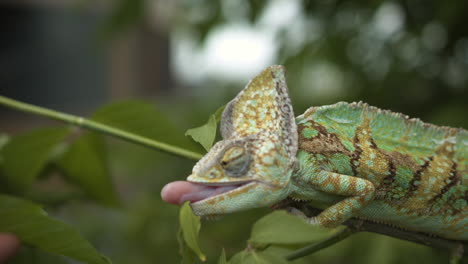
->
[293,102,467,240]
[167,65,467,241]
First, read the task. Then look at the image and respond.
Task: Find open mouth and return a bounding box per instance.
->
[180,181,254,204]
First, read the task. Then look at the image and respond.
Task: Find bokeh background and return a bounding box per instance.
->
[1,0,467,263]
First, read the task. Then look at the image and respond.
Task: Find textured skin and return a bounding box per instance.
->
[293,103,467,240]
[187,65,467,241]
[188,65,297,215]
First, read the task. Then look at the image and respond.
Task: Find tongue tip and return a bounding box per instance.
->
[161,181,242,205]
[161,181,212,205]
[160,181,185,205]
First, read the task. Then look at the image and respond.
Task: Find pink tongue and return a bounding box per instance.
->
[161,181,239,205]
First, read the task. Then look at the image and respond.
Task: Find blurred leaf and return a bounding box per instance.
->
[0,194,110,264]
[179,202,206,262]
[9,245,69,264]
[262,245,311,264]
[92,100,199,151]
[218,248,227,264]
[248,0,268,23]
[1,127,68,191]
[193,2,223,43]
[228,250,288,264]
[253,252,289,264]
[0,133,9,172]
[58,132,119,206]
[185,105,225,152]
[250,211,336,247]
[177,228,197,264]
[364,235,394,264]
[0,133,9,150]
[228,251,247,264]
[100,0,144,40]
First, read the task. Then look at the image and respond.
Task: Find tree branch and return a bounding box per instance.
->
[276,199,467,255]
[286,226,354,261]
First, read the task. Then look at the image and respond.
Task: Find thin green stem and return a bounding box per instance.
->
[0,95,203,161]
[285,226,354,261]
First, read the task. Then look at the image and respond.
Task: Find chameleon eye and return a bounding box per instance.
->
[220,146,251,177]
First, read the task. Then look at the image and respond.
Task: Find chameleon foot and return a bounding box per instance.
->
[286,207,320,225]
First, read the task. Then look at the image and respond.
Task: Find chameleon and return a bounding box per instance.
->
[161,65,467,241]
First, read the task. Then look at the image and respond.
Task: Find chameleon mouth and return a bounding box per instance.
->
[160,180,255,205]
[182,181,255,204]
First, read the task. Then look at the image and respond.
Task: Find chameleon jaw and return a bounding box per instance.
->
[187,180,287,216]
[180,180,256,205]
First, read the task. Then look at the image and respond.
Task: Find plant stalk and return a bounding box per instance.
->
[285,226,354,261]
[0,95,203,161]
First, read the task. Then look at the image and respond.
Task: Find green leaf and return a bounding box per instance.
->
[218,248,227,264]
[185,115,217,152]
[185,105,225,151]
[9,245,69,264]
[58,133,119,206]
[177,228,196,264]
[0,133,10,170]
[449,250,462,264]
[253,251,289,264]
[250,211,336,247]
[228,250,288,264]
[0,133,9,151]
[213,105,226,123]
[92,100,198,151]
[1,127,68,191]
[228,251,247,264]
[0,194,110,264]
[178,202,206,262]
[261,245,302,260]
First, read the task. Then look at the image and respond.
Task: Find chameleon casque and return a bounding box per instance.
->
[161,65,467,241]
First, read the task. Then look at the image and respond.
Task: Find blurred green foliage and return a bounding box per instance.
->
[1,0,467,263]
[170,0,467,128]
[0,195,110,264]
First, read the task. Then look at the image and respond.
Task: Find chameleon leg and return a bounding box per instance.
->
[295,171,376,228]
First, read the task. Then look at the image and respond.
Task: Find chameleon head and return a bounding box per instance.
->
[186,133,295,215]
[174,65,299,216]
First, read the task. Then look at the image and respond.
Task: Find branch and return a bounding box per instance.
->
[286,226,354,261]
[276,199,467,255]
[0,96,203,161]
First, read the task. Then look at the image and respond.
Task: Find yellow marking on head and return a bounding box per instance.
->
[206,166,223,179]
[229,66,286,138]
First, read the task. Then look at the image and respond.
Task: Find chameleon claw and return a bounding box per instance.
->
[286,207,307,218]
[286,207,320,226]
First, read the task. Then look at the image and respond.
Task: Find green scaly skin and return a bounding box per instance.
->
[186,65,467,241]
[293,102,467,240]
